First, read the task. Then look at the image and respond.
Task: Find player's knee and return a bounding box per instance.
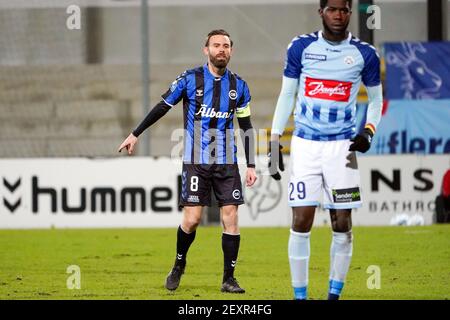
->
[292,222,312,233]
[221,206,238,219]
[330,209,352,232]
[221,208,239,233]
[331,219,352,233]
[183,216,201,232]
[292,212,314,232]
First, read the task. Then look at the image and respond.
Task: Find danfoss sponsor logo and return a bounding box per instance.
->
[195,104,231,119]
[305,77,352,102]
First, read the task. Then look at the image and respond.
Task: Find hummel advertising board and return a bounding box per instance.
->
[0,155,448,228]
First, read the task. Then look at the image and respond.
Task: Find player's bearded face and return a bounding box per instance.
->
[205,35,232,69]
[209,50,230,68]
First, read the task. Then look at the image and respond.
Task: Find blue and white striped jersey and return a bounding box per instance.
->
[284,30,380,141]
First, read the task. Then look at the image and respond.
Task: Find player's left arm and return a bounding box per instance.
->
[236,82,257,187]
[365,84,383,135]
[349,48,383,153]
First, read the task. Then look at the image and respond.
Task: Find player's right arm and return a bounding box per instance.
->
[118,72,188,155]
[271,76,298,140]
[117,100,172,154]
[269,37,301,180]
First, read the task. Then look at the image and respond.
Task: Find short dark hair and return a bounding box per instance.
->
[205,29,233,47]
[320,0,352,9]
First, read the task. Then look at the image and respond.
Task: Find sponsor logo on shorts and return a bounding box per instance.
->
[332,187,361,203]
[305,77,352,102]
[305,53,327,61]
[187,195,200,203]
[232,189,241,200]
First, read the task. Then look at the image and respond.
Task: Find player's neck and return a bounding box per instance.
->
[207,63,226,77]
[322,29,349,43]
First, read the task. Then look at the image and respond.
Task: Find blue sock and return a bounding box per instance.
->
[328,280,344,300]
[293,286,307,300]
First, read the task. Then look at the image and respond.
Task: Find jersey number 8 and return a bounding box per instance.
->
[190,176,199,192]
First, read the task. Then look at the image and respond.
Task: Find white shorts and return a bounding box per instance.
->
[288,136,362,209]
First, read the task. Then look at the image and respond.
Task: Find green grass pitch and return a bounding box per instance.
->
[0,225,449,300]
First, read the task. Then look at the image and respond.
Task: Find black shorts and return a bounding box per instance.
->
[179,164,244,208]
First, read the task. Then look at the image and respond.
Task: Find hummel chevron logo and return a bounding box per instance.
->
[3,198,21,213]
[231,260,236,267]
[177,254,183,260]
[3,178,21,192]
[2,177,22,213]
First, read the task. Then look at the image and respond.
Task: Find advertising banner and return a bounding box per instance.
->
[385,42,450,99]
[365,100,450,155]
[0,156,448,228]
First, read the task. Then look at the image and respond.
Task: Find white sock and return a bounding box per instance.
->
[329,231,353,295]
[288,229,310,294]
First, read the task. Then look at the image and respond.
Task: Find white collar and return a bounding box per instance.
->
[319,30,352,45]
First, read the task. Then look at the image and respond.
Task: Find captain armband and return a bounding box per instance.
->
[236,103,251,118]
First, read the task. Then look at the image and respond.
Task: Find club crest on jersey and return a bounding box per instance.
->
[305,53,327,61]
[305,77,352,102]
[344,56,355,65]
[229,90,237,100]
[196,104,231,119]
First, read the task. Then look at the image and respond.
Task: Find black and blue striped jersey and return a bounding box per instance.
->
[162,64,251,165]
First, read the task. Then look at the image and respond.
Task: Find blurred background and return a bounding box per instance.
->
[1,0,448,157]
[0,0,449,227]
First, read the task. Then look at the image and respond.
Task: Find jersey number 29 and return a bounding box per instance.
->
[289,182,306,200]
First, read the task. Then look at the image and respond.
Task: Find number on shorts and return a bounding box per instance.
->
[190,176,199,192]
[289,181,306,200]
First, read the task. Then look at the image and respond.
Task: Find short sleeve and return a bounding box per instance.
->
[161,71,188,106]
[283,37,303,79]
[237,81,251,109]
[362,49,381,87]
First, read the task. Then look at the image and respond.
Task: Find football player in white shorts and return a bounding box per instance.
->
[268,0,383,300]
